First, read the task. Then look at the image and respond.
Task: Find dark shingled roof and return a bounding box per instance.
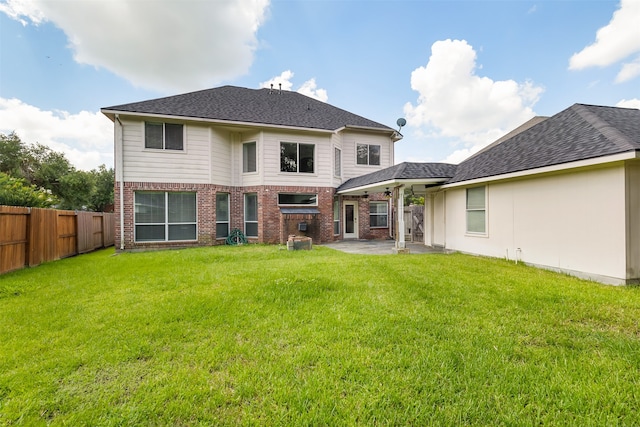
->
[102,85,393,132]
[448,103,640,183]
[338,162,457,191]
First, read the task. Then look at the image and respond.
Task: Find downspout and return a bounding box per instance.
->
[115,114,125,251]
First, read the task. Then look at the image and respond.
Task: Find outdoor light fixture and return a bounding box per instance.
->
[363,191,369,199]
[384,187,392,198]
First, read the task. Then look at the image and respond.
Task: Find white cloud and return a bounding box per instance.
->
[260,70,295,91]
[260,70,329,102]
[404,39,543,163]
[616,98,640,109]
[0,98,113,170]
[0,0,270,92]
[569,0,640,81]
[615,54,640,83]
[297,78,328,102]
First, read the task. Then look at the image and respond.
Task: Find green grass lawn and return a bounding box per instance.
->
[1,245,639,426]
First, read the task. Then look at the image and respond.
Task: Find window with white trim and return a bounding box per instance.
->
[244,193,258,237]
[356,143,380,165]
[145,122,184,150]
[333,198,340,235]
[281,142,314,173]
[466,186,486,234]
[334,147,341,177]
[216,193,229,238]
[243,141,257,173]
[369,201,388,228]
[134,191,196,242]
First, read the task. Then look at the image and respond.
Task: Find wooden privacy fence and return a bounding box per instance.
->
[0,206,115,274]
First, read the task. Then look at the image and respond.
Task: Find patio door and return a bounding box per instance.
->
[343,201,358,239]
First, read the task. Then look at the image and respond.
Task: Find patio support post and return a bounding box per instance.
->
[396,186,406,249]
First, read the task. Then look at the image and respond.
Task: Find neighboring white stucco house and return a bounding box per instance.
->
[338,104,640,285]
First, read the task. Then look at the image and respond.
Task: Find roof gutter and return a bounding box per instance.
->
[334,125,402,141]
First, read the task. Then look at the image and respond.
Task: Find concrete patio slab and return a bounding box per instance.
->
[321,240,447,255]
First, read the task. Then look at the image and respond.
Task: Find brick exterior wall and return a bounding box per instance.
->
[115,182,382,250]
[341,193,392,240]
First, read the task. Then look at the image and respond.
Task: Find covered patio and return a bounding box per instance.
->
[336,162,457,253]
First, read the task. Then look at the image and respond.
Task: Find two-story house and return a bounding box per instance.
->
[101,85,402,250]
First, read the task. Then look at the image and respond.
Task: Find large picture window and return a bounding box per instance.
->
[369,201,388,228]
[216,193,230,238]
[466,186,486,234]
[281,142,314,173]
[145,122,184,150]
[243,141,257,173]
[356,143,380,166]
[135,192,196,242]
[244,193,258,237]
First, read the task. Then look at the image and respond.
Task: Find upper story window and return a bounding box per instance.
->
[281,142,314,173]
[466,186,487,234]
[334,147,341,177]
[145,122,184,150]
[278,193,317,205]
[356,143,380,166]
[243,141,257,173]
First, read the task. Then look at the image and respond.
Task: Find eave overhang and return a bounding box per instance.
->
[337,178,448,196]
[439,151,640,189]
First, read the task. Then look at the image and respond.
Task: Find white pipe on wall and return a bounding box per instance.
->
[115,115,125,251]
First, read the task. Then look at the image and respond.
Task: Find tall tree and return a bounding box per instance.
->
[89,165,115,212]
[0,132,114,211]
[0,132,26,178]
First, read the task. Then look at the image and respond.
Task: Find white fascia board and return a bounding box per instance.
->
[99,110,335,134]
[441,152,639,189]
[337,178,446,195]
[334,125,401,141]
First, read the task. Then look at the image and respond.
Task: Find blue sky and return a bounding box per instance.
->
[1,0,639,170]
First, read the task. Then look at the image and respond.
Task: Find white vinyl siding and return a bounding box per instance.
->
[341,131,393,181]
[122,121,210,183]
[211,128,232,186]
[262,131,333,186]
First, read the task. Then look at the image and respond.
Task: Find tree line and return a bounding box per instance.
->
[0,132,114,211]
